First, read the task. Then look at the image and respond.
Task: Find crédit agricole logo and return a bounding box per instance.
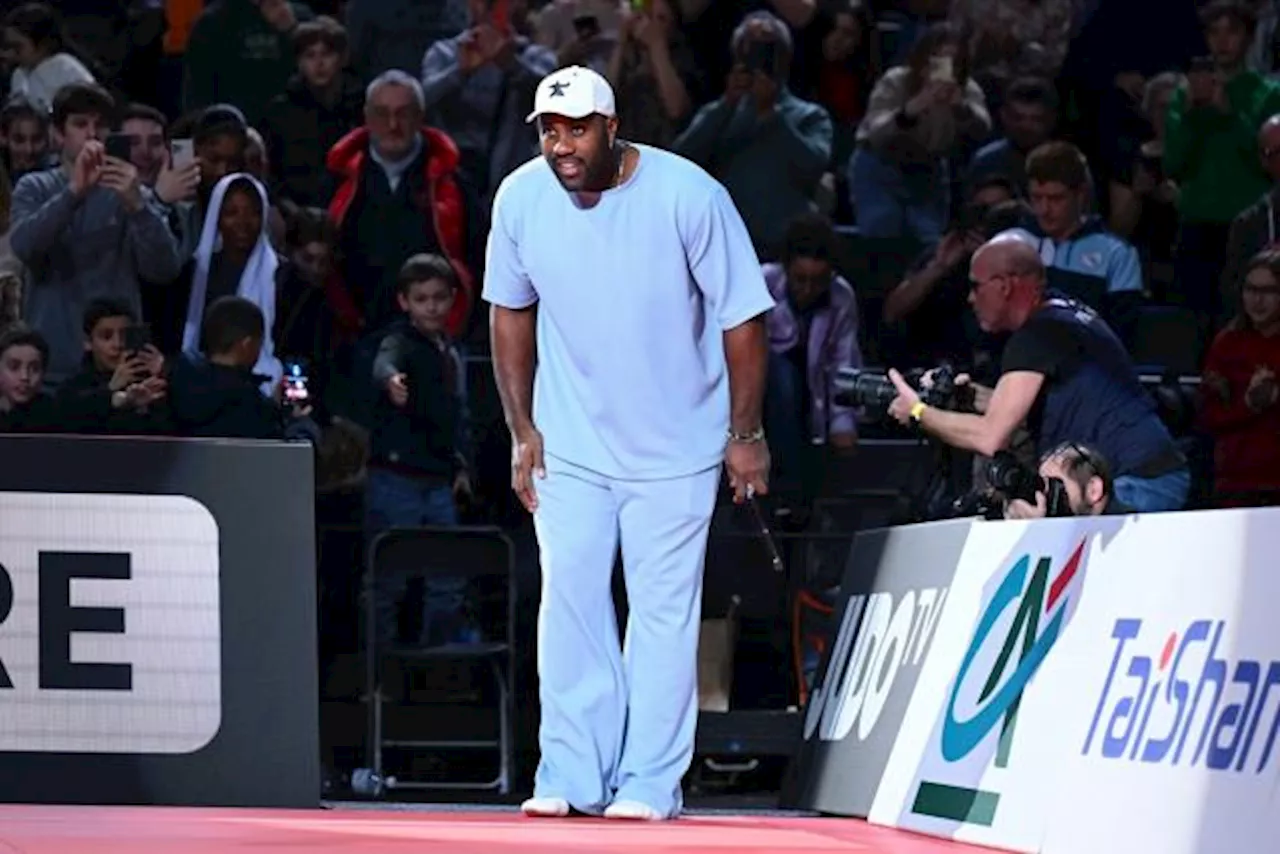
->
[906,534,1095,828]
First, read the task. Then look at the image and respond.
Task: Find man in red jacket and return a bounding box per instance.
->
[327,69,473,339]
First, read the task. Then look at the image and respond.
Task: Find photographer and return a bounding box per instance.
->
[1003,442,1130,518]
[885,231,1191,512]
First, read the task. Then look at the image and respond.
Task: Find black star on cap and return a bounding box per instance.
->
[549,81,569,97]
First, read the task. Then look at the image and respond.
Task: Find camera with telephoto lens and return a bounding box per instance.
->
[984,451,1072,517]
[831,363,972,416]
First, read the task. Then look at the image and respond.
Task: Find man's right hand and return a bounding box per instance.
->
[70,141,105,196]
[110,354,150,391]
[511,425,546,513]
[387,373,409,408]
[929,231,972,272]
[724,65,753,106]
[155,150,201,205]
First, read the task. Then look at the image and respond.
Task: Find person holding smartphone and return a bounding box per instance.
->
[8,83,182,390]
[1165,1,1280,325]
[845,21,990,248]
[605,0,698,148]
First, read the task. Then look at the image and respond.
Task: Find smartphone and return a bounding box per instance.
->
[104,132,132,162]
[573,14,601,39]
[489,0,510,33]
[123,323,151,354]
[929,54,954,83]
[282,359,310,405]
[744,40,780,77]
[170,137,195,170]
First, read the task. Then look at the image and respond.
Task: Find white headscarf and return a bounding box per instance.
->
[181,172,282,393]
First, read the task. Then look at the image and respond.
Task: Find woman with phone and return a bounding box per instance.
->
[605,0,698,147]
[847,23,989,247]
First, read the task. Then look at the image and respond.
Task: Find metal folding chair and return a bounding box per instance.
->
[354,526,515,796]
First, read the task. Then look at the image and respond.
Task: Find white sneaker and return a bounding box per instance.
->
[521,796,570,818]
[603,800,665,821]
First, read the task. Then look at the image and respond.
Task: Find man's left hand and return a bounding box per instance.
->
[100,157,144,213]
[725,438,770,504]
[886,368,921,426]
[1005,491,1048,519]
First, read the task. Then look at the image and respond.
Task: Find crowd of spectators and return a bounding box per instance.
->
[0,0,1278,595]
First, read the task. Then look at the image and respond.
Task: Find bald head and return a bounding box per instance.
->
[972,230,1045,280]
[1261,114,1280,181]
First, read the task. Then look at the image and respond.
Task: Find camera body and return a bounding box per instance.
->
[985,451,1072,518]
[831,363,971,415]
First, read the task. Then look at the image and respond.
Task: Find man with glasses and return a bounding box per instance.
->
[885,230,1190,512]
[1004,442,1131,518]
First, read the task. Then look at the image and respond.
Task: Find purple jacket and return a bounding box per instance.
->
[763,263,863,440]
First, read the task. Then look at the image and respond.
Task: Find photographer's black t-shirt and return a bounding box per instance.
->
[1001,294,1180,476]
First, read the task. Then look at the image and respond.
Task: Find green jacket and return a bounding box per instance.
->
[1164,70,1280,225]
[183,0,315,126]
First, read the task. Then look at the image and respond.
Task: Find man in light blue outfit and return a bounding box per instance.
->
[484,65,775,821]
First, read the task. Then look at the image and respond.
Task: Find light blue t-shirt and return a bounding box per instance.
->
[483,144,776,480]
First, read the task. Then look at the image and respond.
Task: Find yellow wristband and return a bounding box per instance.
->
[909,401,927,422]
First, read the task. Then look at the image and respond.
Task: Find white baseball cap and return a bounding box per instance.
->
[525,65,616,124]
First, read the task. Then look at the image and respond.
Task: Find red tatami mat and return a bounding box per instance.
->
[0,805,1007,853]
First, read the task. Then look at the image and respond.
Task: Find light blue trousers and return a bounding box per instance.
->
[532,454,720,818]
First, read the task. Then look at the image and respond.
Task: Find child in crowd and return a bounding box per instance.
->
[0,98,49,180]
[168,295,317,442]
[55,297,169,434]
[0,322,55,431]
[367,253,475,647]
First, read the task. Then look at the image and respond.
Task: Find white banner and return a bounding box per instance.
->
[863,508,1280,854]
[0,492,222,754]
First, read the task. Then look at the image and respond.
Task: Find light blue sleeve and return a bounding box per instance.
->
[482,184,539,309]
[1107,239,1143,293]
[684,184,776,330]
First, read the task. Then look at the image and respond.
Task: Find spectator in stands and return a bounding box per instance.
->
[327,71,473,339]
[948,0,1073,102]
[183,0,315,125]
[0,159,21,284]
[163,104,250,266]
[813,0,878,171]
[1222,113,1280,319]
[605,0,701,149]
[0,99,50,181]
[882,187,1031,369]
[118,103,169,188]
[1200,249,1280,507]
[1165,1,1280,320]
[275,206,338,407]
[421,0,556,216]
[1004,441,1132,518]
[10,83,181,390]
[1107,72,1183,303]
[1023,141,1145,343]
[884,232,1190,512]
[535,0,627,75]
[344,0,470,83]
[674,11,833,258]
[0,322,54,431]
[176,173,283,390]
[168,295,317,440]
[55,297,170,434]
[846,22,989,248]
[2,3,96,115]
[965,76,1057,197]
[367,253,476,647]
[763,213,862,502]
[261,16,364,209]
